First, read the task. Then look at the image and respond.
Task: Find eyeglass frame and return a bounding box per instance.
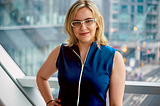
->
[71,19,96,27]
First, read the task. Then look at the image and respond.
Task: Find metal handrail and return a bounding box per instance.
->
[17,76,160,95]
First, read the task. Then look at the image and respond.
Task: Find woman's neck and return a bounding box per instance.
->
[77,42,92,64]
[78,41,92,51]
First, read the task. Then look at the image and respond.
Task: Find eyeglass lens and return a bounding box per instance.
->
[72,19,95,27]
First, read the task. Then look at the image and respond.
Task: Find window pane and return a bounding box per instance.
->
[119,23,128,30]
[112,22,118,28]
[131,14,134,21]
[131,5,134,13]
[113,3,118,11]
[138,0,143,2]
[121,5,128,14]
[119,33,128,40]
[113,14,118,19]
[136,14,143,23]
[120,14,129,22]
[138,5,143,14]
[112,32,118,40]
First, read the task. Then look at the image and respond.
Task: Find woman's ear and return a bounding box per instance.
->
[96,21,99,29]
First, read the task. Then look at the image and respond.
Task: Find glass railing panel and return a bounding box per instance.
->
[123,93,160,106]
[0,27,64,76]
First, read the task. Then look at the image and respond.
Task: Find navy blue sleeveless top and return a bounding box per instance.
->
[56,42,116,106]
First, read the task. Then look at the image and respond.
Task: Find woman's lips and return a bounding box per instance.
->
[80,32,89,36]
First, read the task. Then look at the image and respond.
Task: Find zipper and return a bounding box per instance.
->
[72,46,90,106]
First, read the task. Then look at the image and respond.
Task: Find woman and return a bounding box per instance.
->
[36,0,125,106]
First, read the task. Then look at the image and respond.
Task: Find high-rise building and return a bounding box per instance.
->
[105,0,160,65]
[107,0,160,42]
[146,0,160,41]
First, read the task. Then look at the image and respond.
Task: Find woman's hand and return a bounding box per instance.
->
[47,98,61,106]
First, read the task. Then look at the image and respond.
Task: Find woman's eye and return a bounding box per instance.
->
[86,20,91,23]
[75,22,81,24]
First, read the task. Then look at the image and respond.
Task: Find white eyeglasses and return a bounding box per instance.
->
[71,19,96,27]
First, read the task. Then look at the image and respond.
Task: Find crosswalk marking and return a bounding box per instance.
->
[151,77,158,82]
[129,101,134,105]
[132,96,139,101]
[146,77,153,82]
[157,78,160,82]
[138,94,148,105]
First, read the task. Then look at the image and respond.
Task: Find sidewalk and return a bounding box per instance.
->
[126,63,160,81]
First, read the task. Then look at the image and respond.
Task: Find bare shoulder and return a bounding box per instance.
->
[112,51,125,72]
[49,44,61,57]
[114,51,124,63]
[114,51,123,60]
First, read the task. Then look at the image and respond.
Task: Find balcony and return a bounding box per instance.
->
[148,11,159,15]
[146,20,158,24]
[147,0,159,4]
[146,28,158,33]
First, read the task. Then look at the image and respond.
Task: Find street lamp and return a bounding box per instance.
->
[122,44,127,53]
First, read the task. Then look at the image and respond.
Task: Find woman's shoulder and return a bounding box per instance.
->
[114,51,123,61]
[100,45,117,53]
[61,42,71,48]
[50,44,61,56]
[113,51,124,68]
[52,43,73,55]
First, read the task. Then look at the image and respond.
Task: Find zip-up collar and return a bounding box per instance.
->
[72,43,91,106]
[70,41,98,63]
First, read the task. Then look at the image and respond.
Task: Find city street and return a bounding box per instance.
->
[123,63,160,106]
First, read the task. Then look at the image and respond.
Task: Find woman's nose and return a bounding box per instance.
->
[80,23,87,30]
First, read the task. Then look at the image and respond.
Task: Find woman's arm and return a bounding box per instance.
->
[36,45,61,106]
[109,51,126,106]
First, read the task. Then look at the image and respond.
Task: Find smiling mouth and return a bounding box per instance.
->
[80,32,89,36]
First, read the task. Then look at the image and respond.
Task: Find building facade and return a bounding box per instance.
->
[0,0,159,74]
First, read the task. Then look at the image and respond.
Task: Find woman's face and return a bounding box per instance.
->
[72,7,98,44]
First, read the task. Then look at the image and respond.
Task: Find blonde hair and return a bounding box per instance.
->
[63,0,107,47]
